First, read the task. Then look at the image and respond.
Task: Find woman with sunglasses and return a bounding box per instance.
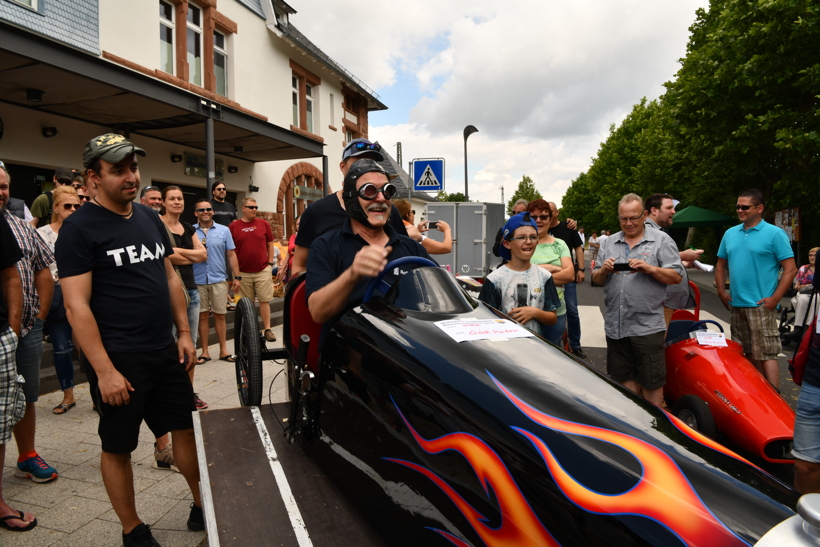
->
[526,199,576,346]
[160,186,208,409]
[787,247,819,344]
[36,186,81,414]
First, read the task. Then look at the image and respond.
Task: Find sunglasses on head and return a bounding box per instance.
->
[62,203,81,210]
[195,207,213,212]
[244,205,258,210]
[346,183,397,201]
[348,141,382,153]
[736,204,757,211]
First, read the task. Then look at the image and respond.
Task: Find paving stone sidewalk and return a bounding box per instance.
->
[2,326,288,547]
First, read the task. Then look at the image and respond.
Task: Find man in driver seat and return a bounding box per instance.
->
[306,160,433,344]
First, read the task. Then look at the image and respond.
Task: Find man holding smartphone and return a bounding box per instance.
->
[592,193,684,405]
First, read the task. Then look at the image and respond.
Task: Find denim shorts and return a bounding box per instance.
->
[16,317,45,402]
[794,381,820,463]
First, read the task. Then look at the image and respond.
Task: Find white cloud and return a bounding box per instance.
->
[292,0,709,206]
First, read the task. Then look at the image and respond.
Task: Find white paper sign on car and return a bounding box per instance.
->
[695,331,728,347]
[435,318,535,343]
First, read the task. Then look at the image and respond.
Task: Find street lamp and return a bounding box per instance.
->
[463,125,478,201]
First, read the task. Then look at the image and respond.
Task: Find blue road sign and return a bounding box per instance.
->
[412,158,445,192]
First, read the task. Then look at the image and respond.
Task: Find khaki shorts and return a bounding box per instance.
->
[239,267,274,303]
[730,305,780,361]
[606,331,666,390]
[198,281,228,315]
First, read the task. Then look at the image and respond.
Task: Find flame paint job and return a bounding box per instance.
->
[301,272,800,546]
[387,400,559,547]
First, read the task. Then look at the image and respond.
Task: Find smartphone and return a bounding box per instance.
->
[516,283,529,308]
[613,262,634,272]
[428,221,439,230]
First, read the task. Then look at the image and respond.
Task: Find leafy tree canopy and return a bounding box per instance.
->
[560,0,820,261]
[506,175,543,214]
[436,191,469,202]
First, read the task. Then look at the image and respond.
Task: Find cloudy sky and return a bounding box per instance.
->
[295,0,709,206]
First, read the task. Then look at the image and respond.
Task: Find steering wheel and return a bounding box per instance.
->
[688,319,724,333]
[363,256,439,303]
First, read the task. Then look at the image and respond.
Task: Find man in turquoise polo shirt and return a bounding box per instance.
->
[715,189,796,388]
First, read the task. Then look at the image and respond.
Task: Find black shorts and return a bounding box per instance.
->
[84,344,195,454]
[606,331,666,390]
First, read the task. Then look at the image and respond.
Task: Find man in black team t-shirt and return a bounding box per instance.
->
[292,138,408,275]
[57,134,203,547]
[210,181,236,227]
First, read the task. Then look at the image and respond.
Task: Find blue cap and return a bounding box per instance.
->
[499,212,538,261]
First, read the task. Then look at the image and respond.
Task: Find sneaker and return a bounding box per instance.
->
[152,443,179,473]
[15,454,58,483]
[263,328,276,342]
[187,502,205,531]
[571,347,588,359]
[194,394,209,410]
[123,523,161,547]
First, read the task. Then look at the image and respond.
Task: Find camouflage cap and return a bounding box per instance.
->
[83,133,146,169]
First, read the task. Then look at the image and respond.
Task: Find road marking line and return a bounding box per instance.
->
[251,406,313,546]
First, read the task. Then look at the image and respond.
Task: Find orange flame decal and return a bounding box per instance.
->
[491,373,749,547]
[386,402,559,547]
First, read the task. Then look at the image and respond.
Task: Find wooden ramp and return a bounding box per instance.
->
[193,404,386,547]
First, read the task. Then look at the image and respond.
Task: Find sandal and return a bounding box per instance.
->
[53,402,76,415]
[0,510,37,532]
[226,302,236,311]
[196,356,211,365]
[219,354,236,363]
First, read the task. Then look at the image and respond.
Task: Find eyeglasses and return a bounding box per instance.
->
[71,184,82,189]
[244,205,258,210]
[215,187,226,192]
[0,161,5,169]
[736,204,757,211]
[195,207,213,212]
[411,210,415,215]
[510,235,539,243]
[619,214,644,223]
[351,183,397,201]
[79,195,91,201]
[530,214,551,221]
[62,203,81,210]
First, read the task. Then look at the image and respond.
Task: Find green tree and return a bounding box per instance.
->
[506,175,543,214]
[436,191,469,202]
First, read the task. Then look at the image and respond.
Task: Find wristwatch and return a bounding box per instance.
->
[234,276,242,280]
[578,268,585,272]
[268,262,275,266]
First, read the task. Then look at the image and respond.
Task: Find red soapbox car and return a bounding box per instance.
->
[664,314,795,464]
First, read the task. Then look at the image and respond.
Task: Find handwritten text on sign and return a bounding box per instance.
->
[435,318,535,343]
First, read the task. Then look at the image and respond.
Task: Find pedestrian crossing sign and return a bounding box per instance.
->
[412,158,445,192]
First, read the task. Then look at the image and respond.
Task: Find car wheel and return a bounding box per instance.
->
[673,394,718,440]
[235,296,263,407]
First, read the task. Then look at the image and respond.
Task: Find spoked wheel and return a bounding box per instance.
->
[234,297,262,406]
[673,394,718,440]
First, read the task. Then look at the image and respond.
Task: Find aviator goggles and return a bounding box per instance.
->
[345,183,398,201]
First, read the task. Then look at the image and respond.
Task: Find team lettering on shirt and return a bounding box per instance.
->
[106,243,166,267]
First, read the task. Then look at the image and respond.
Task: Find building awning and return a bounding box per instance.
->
[0,22,325,163]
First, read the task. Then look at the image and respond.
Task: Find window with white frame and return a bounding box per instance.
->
[292,76,300,128]
[214,30,228,97]
[159,0,175,75]
[305,84,314,134]
[12,0,36,8]
[187,3,203,87]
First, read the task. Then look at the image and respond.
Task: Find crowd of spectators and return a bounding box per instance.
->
[1,131,819,542]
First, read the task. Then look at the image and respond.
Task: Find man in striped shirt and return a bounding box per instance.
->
[592,193,684,405]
